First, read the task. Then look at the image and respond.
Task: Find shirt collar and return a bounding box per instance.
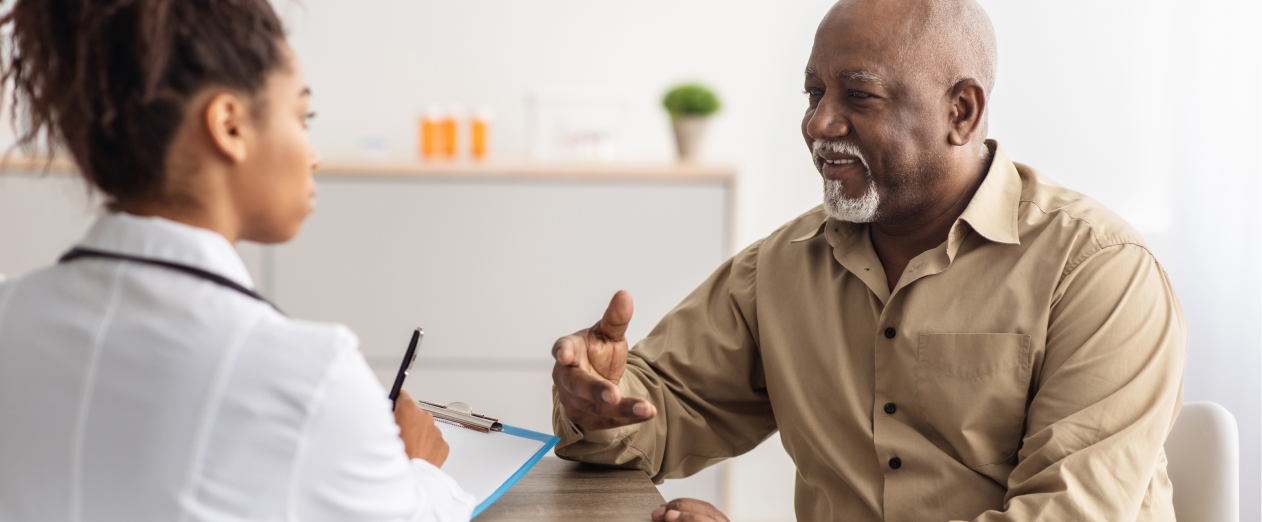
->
[956,140,1021,246]
[790,219,829,243]
[792,139,1021,247]
[76,212,256,289]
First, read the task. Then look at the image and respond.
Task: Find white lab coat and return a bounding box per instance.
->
[0,213,475,522]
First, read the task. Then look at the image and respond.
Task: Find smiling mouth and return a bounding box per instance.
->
[815,156,866,178]
[820,158,859,166]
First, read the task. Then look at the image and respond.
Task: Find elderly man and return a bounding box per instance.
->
[549,0,1186,520]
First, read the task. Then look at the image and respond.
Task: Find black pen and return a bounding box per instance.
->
[388,327,423,410]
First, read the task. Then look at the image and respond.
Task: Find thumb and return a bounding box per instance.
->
[595,290,634,342]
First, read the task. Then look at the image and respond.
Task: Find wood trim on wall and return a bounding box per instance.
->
[0,155,736,184]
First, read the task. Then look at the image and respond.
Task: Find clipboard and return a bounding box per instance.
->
[423,401,559,518]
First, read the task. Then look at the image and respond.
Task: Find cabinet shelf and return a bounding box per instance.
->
[1,155,736,184]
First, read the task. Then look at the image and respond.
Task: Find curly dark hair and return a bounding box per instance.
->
[0,0,288,204]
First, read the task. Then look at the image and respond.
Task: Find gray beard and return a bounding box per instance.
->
[823,177,880,223]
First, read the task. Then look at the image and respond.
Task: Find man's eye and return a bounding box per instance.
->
[803,88,824,97]
[848,90,872,99]
[302,111,317,129]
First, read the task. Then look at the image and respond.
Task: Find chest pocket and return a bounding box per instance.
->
[916,333,1032,471]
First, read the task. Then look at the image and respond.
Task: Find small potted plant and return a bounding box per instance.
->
[662,83,721,162]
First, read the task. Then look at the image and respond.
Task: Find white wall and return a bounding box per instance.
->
[276,1,1260,520]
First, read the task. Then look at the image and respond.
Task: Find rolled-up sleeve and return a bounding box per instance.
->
[552,240,778,483]
[968,243,1186,521]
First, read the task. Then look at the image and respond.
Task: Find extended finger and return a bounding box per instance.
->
[558,389,656,427]
[594,290,633,342]
[551,335,587,366]
[557,387,623,420]
[553,362,620,404]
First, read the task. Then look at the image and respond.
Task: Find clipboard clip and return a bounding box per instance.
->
[417,400,504,433]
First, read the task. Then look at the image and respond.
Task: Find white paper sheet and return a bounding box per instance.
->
[435,422,548,505]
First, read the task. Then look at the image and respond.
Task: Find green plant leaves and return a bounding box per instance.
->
[662,83,721,117]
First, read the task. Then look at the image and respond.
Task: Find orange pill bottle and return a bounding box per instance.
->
[439,106,459,159]
[471,107,493,161]
[419,106,443,160]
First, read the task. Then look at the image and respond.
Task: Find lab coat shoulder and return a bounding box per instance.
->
[189,314,369,510]
[230,312,362,412]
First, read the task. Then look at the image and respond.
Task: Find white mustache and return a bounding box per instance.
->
[811,140,869,171]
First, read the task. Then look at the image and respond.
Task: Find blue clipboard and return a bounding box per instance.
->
[470,425,560,518]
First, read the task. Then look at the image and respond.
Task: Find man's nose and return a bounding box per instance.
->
[310,150,322,171]
[807,97,850,140]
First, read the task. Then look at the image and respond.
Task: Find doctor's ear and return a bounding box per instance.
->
[203,92,253,163]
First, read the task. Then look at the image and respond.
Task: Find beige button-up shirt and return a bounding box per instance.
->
[552,142,1186,521]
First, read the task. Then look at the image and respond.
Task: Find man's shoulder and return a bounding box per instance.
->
[725,205,828,259]
[768,205,830,244]
[1015,162,1147,251]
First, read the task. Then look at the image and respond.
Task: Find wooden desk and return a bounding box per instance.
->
[477,457,664,521]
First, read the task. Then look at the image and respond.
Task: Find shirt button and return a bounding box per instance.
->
[884,327,896,339]
[889,457,902,469]
[884,403,896,414]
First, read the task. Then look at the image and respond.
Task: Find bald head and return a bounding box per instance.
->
[822,0,997,95]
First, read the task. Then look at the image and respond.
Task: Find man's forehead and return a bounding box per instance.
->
[820,0,922,41]
[806,2,920,88]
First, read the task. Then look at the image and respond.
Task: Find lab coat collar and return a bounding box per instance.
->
[76,213,256,289]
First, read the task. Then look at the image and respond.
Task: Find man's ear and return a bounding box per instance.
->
[946,78,987,148]
[204,92,251,163]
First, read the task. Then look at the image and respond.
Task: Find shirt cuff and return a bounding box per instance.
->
[409,458,477,521]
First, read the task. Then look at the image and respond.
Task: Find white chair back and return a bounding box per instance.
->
[1164,401,1239,522]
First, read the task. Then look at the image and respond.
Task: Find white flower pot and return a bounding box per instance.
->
[671,115,709,162]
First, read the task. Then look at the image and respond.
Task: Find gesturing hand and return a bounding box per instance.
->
[551,290,657,431]
[651,499,731,522]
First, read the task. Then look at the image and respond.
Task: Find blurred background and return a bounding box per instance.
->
[0,1,1258,520]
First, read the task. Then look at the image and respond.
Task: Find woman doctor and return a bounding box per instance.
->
[0,0,473,520]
